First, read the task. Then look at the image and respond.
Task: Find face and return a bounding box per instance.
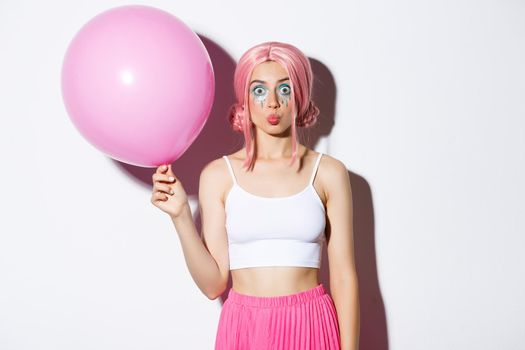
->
[248,61,294,134]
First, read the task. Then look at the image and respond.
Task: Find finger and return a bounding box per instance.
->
[151,192,168,202]
[166,164,176,177]
[152,173,176,183]
[163,165,178,183]
[155,164,169,174]
[154,183,174,194]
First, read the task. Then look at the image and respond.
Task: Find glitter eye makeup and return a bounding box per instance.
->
[251,85,269,108]
[278,83,291,107]
[278,84,291,95]
[250,82,292,108]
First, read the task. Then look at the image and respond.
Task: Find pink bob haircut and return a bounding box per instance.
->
[228,41,320,171]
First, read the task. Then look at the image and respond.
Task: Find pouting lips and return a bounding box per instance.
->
[267,115,280,125]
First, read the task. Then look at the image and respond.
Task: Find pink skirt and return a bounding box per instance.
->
[215,283,341,350]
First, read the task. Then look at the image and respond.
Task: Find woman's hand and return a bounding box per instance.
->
[150,164,189,219]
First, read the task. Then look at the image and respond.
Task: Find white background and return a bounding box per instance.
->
[1,0,524,349]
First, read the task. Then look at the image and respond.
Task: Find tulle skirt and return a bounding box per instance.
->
[215,283,341,349]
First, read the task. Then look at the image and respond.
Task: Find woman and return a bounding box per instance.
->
[151,41,359,350]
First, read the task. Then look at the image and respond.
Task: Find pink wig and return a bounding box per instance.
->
[228,41,320,171]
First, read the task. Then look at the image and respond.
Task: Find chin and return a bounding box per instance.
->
[267,126,292,137]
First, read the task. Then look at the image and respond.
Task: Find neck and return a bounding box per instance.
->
[252,130,299,160]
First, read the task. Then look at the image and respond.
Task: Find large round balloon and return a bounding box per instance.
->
[61,5,214,167]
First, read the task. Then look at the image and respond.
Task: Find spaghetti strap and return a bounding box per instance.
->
[222,155,238,185]
[309,152,323,185]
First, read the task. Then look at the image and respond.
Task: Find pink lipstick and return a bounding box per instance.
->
[267,114,280,125]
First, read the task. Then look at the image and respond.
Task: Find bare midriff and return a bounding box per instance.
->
[230,266,320,296]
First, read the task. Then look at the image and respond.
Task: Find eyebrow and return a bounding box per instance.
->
[250,77,290,85]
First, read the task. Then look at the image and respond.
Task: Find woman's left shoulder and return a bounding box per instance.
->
[318,154,351,205]
[313,152,350,203]
[318,152,348,178]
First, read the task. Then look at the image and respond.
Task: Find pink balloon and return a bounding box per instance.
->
[61,5,214,167]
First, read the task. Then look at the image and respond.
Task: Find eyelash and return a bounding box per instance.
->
[252,84,291,96]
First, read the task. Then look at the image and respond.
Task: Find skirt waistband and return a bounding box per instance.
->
[226,283,327,308]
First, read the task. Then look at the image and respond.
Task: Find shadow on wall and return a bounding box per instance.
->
[114,36,387,350]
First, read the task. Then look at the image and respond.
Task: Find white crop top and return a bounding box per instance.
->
[223,152,326,270]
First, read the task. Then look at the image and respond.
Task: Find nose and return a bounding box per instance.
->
[267,89,280,109]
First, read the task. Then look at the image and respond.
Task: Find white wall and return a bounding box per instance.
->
[1,0,524,349]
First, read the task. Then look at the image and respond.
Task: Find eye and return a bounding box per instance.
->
[279,84,291,95]
[252,85,267,96]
